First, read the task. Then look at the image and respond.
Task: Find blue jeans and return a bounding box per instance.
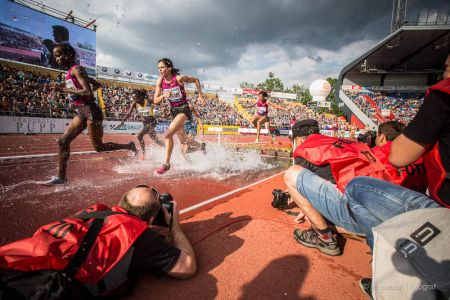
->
[345,176,440,249]
[296,169,363,235]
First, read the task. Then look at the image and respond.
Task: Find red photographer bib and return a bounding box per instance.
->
[0,204,148,295]
[423,78,450,207]
[372,142,428,193]
[293,134,390,191]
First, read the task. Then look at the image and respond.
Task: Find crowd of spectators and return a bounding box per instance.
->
[372,92,423,124]
[346,90,424,125]
[0,62,359,136]
[0,64,73,118]
[1,63,424,138]
[0,25,42,50]
[0,63,252,127]
[190,94,250,126]
[238,97,357,137]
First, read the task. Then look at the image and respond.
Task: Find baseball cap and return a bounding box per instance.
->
[291,119,320,138]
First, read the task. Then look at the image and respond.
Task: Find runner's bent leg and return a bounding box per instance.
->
[87,120,133,152]
[163,113,187,166]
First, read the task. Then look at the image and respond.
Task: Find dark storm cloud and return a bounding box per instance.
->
[116,0,395,71]
[43,0,449,77]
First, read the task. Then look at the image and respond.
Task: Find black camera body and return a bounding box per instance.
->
[271,189,290,209]
[152,193,174,227]
[357,130,377,148]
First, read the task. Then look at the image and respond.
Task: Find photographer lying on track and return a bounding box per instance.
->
[283,119,390,256]
[0,185,196,298]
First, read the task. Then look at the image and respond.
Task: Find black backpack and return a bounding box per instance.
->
[0,211,122,300]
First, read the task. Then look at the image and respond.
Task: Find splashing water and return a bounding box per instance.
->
[114,143,276,180]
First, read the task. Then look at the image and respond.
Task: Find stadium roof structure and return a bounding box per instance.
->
[339,25,450,80]
[336,24,450,129]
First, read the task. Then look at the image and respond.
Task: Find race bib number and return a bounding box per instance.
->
[258,106,267,114]
[65,79,76,89]
[165,87,183,103]
[65,79,79,102]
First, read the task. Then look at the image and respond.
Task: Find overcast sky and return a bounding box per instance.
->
[38,0,448,89]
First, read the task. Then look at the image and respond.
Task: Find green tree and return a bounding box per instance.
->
[290,84,312,104]
[240,82,255,89]
[325,77,343,116]
[256,77,284,92]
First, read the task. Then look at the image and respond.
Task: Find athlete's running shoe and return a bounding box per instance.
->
[129,141,138,156]
[40,176,67,185]
[154,164,170,175]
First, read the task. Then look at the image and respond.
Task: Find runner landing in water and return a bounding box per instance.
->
[115,89,165,160]
[152,58,208,175]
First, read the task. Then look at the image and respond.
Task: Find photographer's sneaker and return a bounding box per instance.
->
[128,141,138,156]
[154,164,170,175]
[40,176,67,185]
[359,278,373,299]
[293,228,341,256]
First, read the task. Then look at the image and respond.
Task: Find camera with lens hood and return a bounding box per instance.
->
[152,193,174,227]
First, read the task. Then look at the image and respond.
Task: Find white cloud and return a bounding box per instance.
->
[200,39,376,88]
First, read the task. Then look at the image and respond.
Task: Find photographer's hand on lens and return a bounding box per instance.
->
[163,200,179,228]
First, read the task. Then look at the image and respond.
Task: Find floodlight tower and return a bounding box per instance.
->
[391,0,407,32]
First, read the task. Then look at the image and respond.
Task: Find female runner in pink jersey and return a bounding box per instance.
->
[42,44,137,185]
[153,58,206,175]
[245,91,270,142]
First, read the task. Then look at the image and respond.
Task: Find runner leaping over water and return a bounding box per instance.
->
[116,89,165,159]
[153,58,206,175]
[42,44,137,185]
[245,91,270,143]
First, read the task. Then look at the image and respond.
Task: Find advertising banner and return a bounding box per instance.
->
[270,91,297,100]
[238,128,269,134]
[242,88,263,96]
[0,116,67,133]
[204,125,240,135]
[0,0,96,72]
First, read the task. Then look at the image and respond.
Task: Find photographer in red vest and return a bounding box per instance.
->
[0,185,196,297]
[284,119,390,256]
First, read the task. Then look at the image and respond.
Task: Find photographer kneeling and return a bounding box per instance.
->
[284,119,390,256]
[0,185,196,298]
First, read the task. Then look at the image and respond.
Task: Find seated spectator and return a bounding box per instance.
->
[372,120,428,193]
[0,184,196,297]
[283,119,390,256]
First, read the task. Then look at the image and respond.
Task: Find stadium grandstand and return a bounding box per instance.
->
[337,24,450,129]
[1,55,359,136]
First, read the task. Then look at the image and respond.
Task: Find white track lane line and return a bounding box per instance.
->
[0,150,129,161]
[180,171,285,214]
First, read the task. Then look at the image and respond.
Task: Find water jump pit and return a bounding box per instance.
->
[0,134,289,245]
